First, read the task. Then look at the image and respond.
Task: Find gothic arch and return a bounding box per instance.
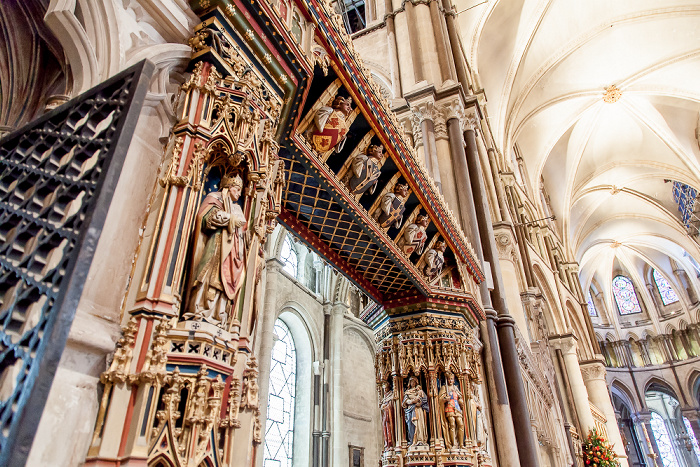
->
[644,377,679,401]
[610,379,641,413]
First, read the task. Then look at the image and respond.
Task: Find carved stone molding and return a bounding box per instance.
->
[494,230,517,263]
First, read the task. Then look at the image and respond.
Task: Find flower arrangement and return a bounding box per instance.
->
[582,429,620,466]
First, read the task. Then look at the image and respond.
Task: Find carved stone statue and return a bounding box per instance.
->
[184,174,247,327]
[375,183,409,229]
[397,214,430,256]
[424,240,446,280]
[306,95,352,153]
[380,381,395,449]
[402,375,429,447]
[439,371,466,450]
[346,144,383,196]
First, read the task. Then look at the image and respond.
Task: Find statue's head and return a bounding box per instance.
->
[408,375,419,388]
[382,381,391,393]
[435,240,447,252]
[332,95,352,115]
[445,371,455,384]
[416,214,430,228]
[221,174,244,199]
[367,144,384,159]
[394,183,409,198]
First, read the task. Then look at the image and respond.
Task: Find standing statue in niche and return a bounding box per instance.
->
[439,371,466,450]
[375,183,409,229]
[397,214,430,256]
[424,240,446,280]
[380,381,395,449]
[306,95,353,153]
[346,144,384,196]
[184,174,247,328]
[402,375,429,447]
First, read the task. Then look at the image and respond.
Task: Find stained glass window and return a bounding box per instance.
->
[650,412,680,467]
[587,290,598,317]
[280,235,298,277]
[683,417,700,462]
[612,275,642,315]
[264,320,297,467]
[653,270,679,306]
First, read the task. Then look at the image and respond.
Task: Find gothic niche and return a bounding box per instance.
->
[375,328,490,467]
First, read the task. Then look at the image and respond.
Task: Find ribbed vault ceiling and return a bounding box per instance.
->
[456,0,700,304]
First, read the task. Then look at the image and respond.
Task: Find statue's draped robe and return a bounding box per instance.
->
[381,392,395,448]
[398,223,427,255]
[376,192,405,229]
[403,386,429,446]
[348,154,380,195]
[308,105,349,152]
[186,191,247,326]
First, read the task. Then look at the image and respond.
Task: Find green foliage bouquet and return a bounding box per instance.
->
[582,429,620,467]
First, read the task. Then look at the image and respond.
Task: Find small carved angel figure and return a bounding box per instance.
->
[346,144,383,196]
[380,382,395,449]
[424,240,447,280]
[305,95,353,153]
[397,214,430,256]
[375,183,409,229]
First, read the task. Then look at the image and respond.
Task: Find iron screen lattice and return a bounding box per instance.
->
[0,60,153,465]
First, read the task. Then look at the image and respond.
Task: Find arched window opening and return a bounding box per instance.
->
[339,0,366,34]
[650,411,680,467]
[653,270,679,305]
[280,235,298,277]
[586,290,598,317]
[612,275,642,315]
[264,319,297,467]
[683,416,700,461]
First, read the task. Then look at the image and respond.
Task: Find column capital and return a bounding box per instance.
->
[681,408,700,421]
[410,98,438,125]
[438,97,465,122]
[579,360,607,382]
[549,334,578,355]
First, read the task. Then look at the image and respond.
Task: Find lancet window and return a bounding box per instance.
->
[650,412,680,467]
[612,275,642,315]
[683,417,700,462]
[586,290,598,317]
[652,269,679,306]
[280,235,298,278]
[264,319,297,467]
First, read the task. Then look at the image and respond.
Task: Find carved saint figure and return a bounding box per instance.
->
[375,183,409,229]
[439,371,466,450]
[184,174,247,327]
[402,375,429,447]
[306,95,353,153]
[424,240,446,280]
[380,381,395,449]
[397,214,430,256]
[346,144,383,196]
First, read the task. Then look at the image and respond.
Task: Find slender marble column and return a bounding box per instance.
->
[446,111,521,466]
[555,337,595,434]
[464,122,540,466]
[580,360,629,466]
[331,301,348,467]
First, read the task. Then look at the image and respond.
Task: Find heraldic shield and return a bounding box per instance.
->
[312,109,350,152]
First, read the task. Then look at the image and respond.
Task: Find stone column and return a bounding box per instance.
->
[255,259,282,467]
[636,412,662,467]
[554,337,595,434]
[464,116,540,467]
[412,101,442,191]
[331,301,348,467]
[444,100,521,466]
[580,360,629,466]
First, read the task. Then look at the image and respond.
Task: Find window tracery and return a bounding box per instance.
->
[586,290,598,317]
[612,275,642,315]
[683,416,700,462]
[264,319,297,467]
[652,269,679,306]
[650,411,680,467]
[280,235,298,277]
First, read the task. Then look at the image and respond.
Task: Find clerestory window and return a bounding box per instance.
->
[612,275,642,315]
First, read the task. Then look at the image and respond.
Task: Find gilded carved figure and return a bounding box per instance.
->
[402,375,429,447]
[397,214,430,256]
[184,174,247,327]
[380,381,395,449]
[376,183,409,229]
[424,240,446,280]
[346,143,383,196]
[439,371,466,450]
[306,95,352,153]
